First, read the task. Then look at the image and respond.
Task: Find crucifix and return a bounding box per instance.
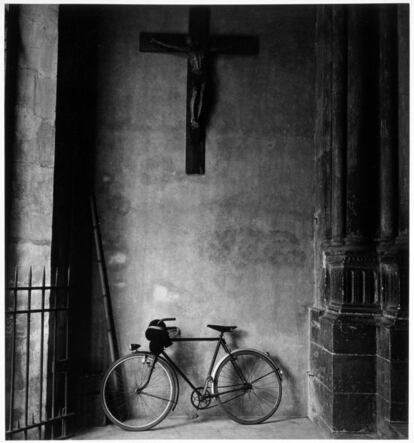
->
[140,7,259,174]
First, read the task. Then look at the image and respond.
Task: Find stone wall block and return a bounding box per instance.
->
[38,122,56,168]
[34,76,57,121]
[390,325,408,361]
[18,6,59,76]
[390,361,408,403]
[310,308,323,344]
[377,356,390,401]
[10,163,54,240]
[15,108,42,146]
[15,69,36,109]
[390,401,408,422]
[318,312,376,355]
[333,393,376,433]
[310,342,332,388]
[40,50,58,79]
[309,377,333,429]
[333,355,376,393]
[332,316,376,354]
[376,323,390,359]
[14,138,40,166]
[376,391,390,431]
[317,313,335,351]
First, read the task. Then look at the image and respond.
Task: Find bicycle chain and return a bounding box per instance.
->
[193,390,247,410]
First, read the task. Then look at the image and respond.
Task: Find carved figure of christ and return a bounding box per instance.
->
[140,7,259,174]
[148,35,209,130]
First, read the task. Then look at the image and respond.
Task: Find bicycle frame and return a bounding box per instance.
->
[176,335,248,397]
[144,334,249,400]
[103,330,283,430]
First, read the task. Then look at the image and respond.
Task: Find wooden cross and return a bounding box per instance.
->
[140,7,259,174]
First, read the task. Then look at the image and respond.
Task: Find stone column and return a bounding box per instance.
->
[309,5,408,435]
[376,4,408,433]
[325,6,379,315]
[311,8,377,434]
[330,6,346,246]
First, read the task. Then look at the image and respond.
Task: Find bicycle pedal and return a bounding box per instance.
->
[190,412,199,420]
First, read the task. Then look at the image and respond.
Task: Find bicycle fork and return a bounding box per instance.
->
[136,354,158,393]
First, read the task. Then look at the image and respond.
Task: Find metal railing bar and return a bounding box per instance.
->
[6,307,69,315]
[51,267,58,439]
[63,268,70,438]
[6,266,74,440]
[24,267,33,439]
[63,331,69,437]
[6,412,75,435]
[39,267,46,439]
[8,267,18,432]
[7,285,70,291]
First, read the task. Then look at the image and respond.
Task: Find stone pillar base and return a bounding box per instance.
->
[376,316,408,435]
[309,308,377,436]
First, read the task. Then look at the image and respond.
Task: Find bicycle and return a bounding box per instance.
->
[101,318,283,431]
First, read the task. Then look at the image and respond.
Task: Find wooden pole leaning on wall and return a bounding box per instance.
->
[90,192,120,363]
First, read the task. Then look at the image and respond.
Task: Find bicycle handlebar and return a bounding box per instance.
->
[160,317,176,322]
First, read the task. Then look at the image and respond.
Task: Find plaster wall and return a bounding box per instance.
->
[93,5,316,417]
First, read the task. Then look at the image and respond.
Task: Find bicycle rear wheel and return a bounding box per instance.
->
[101,352,176,431]
[213,349,282,425]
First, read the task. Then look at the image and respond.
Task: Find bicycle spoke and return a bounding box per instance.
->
[219,391,247,405]
[215,350,281,424]
[245,356,261,382]
[250,370,276,385]
[216,382,245,389]
[140,390,172,403]
[252,389,276,408]
[105,389,137,396]
[140,392,158,418]
[102,354,175,430]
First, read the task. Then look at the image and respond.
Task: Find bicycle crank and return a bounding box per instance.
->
[190,387,212,410]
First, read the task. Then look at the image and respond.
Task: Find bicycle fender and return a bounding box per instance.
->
[156,354,180,411]
[211,348,279,395]
[127,351,179,411]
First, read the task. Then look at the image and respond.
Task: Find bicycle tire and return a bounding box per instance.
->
[213,349,282,425]
[101,352,176,431]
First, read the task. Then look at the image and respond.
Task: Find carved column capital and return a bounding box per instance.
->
[377,241,408,318]
[324,245,379,313]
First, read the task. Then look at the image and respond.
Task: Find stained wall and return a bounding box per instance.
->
[92,5,316,416]
[6,5,58,276]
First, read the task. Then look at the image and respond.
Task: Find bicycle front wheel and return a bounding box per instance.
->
[101,352,176,431]
[213,349,282,425]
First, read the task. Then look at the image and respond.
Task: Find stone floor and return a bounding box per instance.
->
[75,416,329,439]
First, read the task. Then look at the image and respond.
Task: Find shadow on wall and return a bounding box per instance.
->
[227,328,246,348]
[231,329,302,418]
[168,339,203,417]
[268,352,302,417]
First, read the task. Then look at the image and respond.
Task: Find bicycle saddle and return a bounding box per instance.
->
[207,324,237,333]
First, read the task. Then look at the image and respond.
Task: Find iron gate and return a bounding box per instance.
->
[5,267,75,439]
